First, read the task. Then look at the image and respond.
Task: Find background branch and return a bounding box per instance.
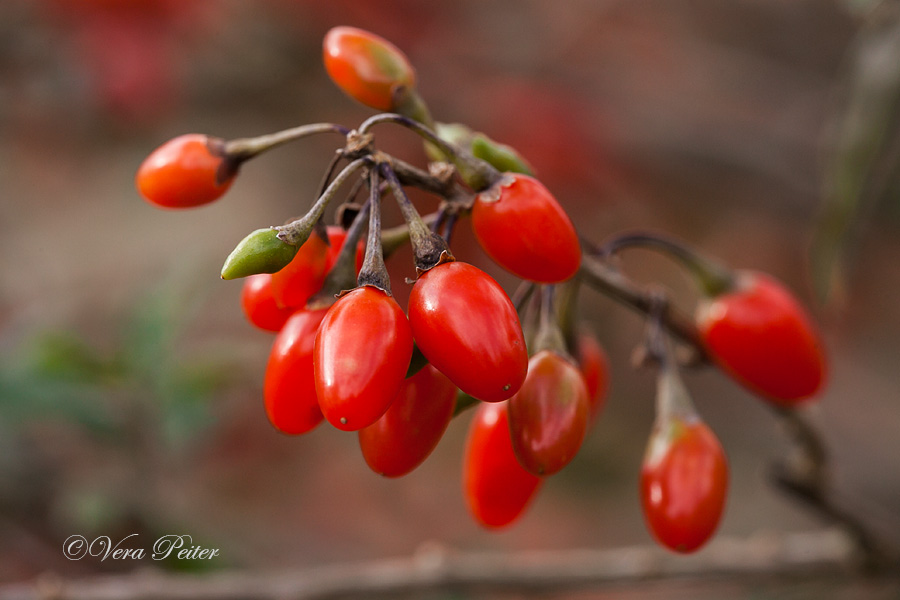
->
[3,529,893,600]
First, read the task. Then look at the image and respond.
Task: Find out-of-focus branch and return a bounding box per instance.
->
[579,250,898,570]
[578,254,708,360]
[769,407,899,571]
[2,529,890,600]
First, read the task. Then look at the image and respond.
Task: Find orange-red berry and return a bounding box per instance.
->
[136,134,233,209]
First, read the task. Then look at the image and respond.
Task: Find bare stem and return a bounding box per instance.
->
[533,286,567,356]
[380,163,452,273]
[579,253,707,360]
[275,158,368,246]
[358,114,462,160]
[593,232,735,297]
[357,170,391,294]
[768,406,896,571]
[224,123,349,161]
[358,114,499,190]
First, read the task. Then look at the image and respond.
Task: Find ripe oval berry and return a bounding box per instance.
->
[696,271,827,404]
[358,364,456,478]
[576,333,611,422]
[641,417,728,553]
[315,286,413,431]
[241,274,294,333]
[472,174,581,283]
[464,401,543,529]
[408,261,528,402]
[263,308,328,435]
[136,134,233,209]
[508,350,590,476]
[323,26,415,111]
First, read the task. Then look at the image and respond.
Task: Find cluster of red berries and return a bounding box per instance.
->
[135,26,828,553]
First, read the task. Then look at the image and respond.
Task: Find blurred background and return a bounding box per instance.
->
[1,0,899,597]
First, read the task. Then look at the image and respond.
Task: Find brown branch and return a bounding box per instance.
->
[578,254,708,361]
[768,407,899,571]
[578,252,898,570]
[3,529,890,600]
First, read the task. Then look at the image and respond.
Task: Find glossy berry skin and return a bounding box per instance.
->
[576,333,611,422]
[136,134,233,208]
[508,350,590,476]
[263,309,328,435]
[269,230,332,309]
[408,261,528,402]
[464,401,543,529]
[323,26,415,111]
[641,417,728,553]
[322,227,366,277]
[696,271,827,404]
[315,286,413,431]
[472,174,581,283]
[358,364,456,478]
[241,274,294,333]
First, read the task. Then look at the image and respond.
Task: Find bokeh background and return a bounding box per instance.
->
[1,0,899,597]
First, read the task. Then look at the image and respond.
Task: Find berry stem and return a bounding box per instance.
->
[533,286,569,357]
[579,254,707,360]
[380,162,453,274]
[359,114,500,191]
[224,123,350,162]
[644,295,699,422]
[275,157,368,246]
[394,88,435,129]
[554,277,581,352]
[357,169,392,294]
[380,212,439,257]
[596,232,736,297]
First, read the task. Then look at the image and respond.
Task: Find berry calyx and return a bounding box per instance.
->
[472,174,581,283]
[136,134,235,209]
[323,26,416,112]
[463,401,543,529]
[696,271,828,404]
[408,261,528,402]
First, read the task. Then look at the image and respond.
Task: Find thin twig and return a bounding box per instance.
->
[579,252,898,568]
[578,254,707,360]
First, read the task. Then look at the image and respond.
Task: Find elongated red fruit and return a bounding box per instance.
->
[472,174,581,283]
[263,308,328,435]
[508,350,590,476]
[136,134,233,209]
[315,286,413,431]
[358,364,456,477]
[408,261,528,402]
[323,26,416,111]
[696,271,827,404]
[641,417,728,553]
[464,401,543,529]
